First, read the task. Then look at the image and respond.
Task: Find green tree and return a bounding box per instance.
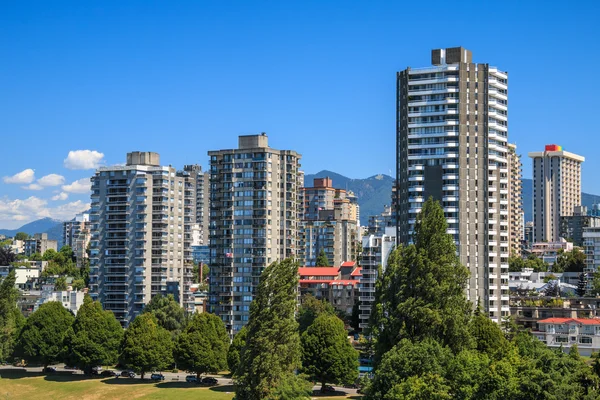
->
[14,232,29,241]
[29,252,42,262]
[42,248,58,261]
[235,258,302,400]
[350,300,361,331]
[174,312,229,378]
[15,301,74,368]
[469,307,508,359]
[54,276,67,291]
[119,313,173,379]
[271,373,313,399]
[143,294,186,336]
[64,296,123,373]
[370,198,472,360]
[508,255,525,272]
[301,313,359,391]
[59,245,75,263]
[0,247,16,265]
[316,249,330,267]
[297,293,336,333]
[553,249,587,273]
[227,326,247,376]
[71,279,85,291]
[0,271,21,362]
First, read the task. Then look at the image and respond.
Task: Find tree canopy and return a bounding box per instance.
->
[227,326,247,376]
[120,313,173,378]
[316,249,330,267]
[370,197,472,360]
[235,258,304,399]
[552,249,586,273]
[297,293,336,333]
[301,313,359,391]
[174,312,229,378]
[143,294,186,335]
[0,270,22,362]
[16,301,74,368]
[64,296,123,373]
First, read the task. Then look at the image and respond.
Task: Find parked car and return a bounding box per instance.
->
[121,370,136,378]
[151,373,165,381]
[343,383,359,389]
[186,375,199,383]
[201,376,218,385]
[90,366,103,375]
[101,370,119,377]
[43,367,57,373]
[322,385,336,393]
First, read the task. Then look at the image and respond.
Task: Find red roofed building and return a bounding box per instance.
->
[298,266,358,315]
[535,317,600,356]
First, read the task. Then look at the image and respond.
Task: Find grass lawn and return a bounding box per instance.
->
[0,370,361,400]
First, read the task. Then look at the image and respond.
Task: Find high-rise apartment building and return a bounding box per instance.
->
[63,212,91,268]
[183,165,210,245]
[396,47,510,321]
[89,152,194,326]
[508,143,523,256]
[24,233,58,257]
[299,178,359,266]
[208,134,302,335]
[529,145,584,243]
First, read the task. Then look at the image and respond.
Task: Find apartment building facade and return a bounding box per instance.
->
[89,152,194,326]
[508,143,523,256]
[24,233,58,257]
[208,134,302,335]
[529,144,584,242]
[396,47,510,321]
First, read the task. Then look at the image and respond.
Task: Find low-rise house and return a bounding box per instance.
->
[534,317,600,356]
[34,290,85,315]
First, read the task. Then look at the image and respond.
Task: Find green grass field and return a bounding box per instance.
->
[0,370,359,400]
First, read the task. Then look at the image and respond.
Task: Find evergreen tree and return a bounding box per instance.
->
[235,258,302,400]
[301,313,359,391]
[350,300,361,331]
[16,301,74,368]
[174,312,229,378]
[119,313,173,378]
[227,326,247,376]
[14,232,29,241]
[143,294,186,336]
[370,198,472,360]
[316,249,330,267]
[469,308,508,359]
[297,293,336,333]
[64,296,123,373]
[0,270,20,361]
[0,247,16,265]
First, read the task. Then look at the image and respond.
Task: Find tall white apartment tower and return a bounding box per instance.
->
[529,144,584,243]
[396,47,510,322]
[208,134,302,335]
[89,152,194,326]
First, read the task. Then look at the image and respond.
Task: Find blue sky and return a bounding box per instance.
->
[1,1,599,228]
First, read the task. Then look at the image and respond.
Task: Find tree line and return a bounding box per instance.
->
[362,198,600,399]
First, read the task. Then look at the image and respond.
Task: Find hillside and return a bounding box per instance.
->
[0,217,64,242]
[304,170,394,226]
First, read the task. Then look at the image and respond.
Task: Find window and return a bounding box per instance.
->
[579,336,593,344]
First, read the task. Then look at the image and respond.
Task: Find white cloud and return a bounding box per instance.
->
[22,183,43,191]
[51,192,69,201]
[64,150,105,170]
[37,174,65,187]
[62,178,91,194]
[0,196,90,229]
[3,169,35,184]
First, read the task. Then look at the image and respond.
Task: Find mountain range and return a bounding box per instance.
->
[0,218,64,243]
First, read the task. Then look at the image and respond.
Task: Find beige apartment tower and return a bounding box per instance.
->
[208,134,302,335]
[89,152,194,326]
[508,143,523,256]
[396,47,510,322]
[529,145,584,242]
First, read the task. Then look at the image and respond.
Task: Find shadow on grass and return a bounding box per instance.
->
[44,374,102,382]
[155,382,203,389]
[101,377,155,385]
[209,385,236,393]
[0,369,45,379]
